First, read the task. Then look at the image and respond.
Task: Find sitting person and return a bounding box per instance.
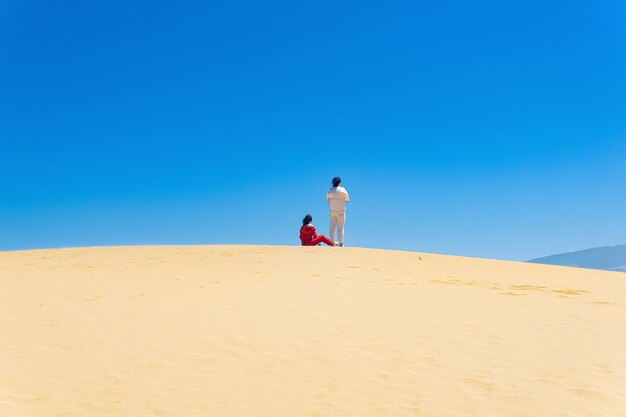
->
[300,214,334,246]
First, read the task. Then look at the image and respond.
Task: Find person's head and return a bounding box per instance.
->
[332,176,341,187]
[302,214,313,226]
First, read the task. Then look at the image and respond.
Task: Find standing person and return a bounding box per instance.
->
[326,176,349,247]
[300,214,334,246]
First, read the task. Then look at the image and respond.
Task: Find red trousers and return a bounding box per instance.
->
[303,235,333,246]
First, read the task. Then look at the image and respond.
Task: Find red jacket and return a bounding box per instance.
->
[300,225,317,245]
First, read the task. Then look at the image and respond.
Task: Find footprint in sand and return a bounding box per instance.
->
[463,377,495,390]
[501,291,528,296]
[551,289,589,295]
[590,301,617,306]
[501,287,590,298]
[82,296,104,301]
[510,285,548,292]
[566,387,606,399]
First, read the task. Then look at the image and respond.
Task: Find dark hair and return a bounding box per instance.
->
[302,214,313,226]
[332,176,341,187]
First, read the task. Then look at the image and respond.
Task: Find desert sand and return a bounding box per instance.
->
[1,245,625,417]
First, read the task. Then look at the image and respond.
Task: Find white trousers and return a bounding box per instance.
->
[329,210,346,244]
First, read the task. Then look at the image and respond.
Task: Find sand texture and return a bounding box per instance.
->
[1,245,625,416]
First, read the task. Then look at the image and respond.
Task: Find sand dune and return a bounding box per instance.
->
[1,245,625,416]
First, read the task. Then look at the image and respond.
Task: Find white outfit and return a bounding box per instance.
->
[326,186,349,244]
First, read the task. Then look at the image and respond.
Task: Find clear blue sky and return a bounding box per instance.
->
[1,0,625,260]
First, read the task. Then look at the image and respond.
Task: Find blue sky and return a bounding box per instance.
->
[1,0,625,260]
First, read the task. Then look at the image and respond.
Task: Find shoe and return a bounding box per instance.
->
[338,243,344,247]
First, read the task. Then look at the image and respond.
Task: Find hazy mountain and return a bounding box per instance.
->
[528,244,626,272]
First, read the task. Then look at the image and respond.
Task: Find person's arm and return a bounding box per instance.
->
[344,189,350,202]
[326,192,330,204]
[311,226,318,238]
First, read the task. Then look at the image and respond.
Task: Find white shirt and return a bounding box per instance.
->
[326,186,350,212]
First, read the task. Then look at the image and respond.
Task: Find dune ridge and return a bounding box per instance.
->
[1,245,625,416]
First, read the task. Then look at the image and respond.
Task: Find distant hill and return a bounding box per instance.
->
[528,244,626,272]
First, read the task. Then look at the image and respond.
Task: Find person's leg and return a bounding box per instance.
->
[329,212,337,244]
[310,235,333,246]
[337,211,346,245]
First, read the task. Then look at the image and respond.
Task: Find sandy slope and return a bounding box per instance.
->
[1,245,625,417]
